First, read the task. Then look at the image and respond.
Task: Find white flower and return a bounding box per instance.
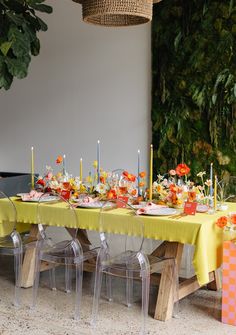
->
[157,174,164,181]
[205,179,212,187]
[197,171,206,178]
[49,180,60,189]
[95,183,108,194]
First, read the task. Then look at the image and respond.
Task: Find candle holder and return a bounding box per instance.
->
[208,197,216,214]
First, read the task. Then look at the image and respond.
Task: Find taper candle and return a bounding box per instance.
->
[149,144,153,201]
[31,146,34,189]
[63,154,66,176]
[210,162,213,198]
[214,175,217,210]
[137,150,140,196]
[80,158,83,182]
[97,140,100,184]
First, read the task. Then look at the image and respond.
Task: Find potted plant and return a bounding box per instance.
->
[0,0,52,90]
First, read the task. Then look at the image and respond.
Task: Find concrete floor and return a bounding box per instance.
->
[0,257,235,335]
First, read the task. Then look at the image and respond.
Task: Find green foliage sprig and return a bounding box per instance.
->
[152,0,236,180]
[0,0,53,90]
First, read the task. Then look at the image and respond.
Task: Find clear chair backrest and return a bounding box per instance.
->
[99,199,144,257]
[0,190,17,236]
[37,193,79,245]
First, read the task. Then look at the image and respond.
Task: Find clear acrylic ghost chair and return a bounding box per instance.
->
[91,199,178,335]
[0,190,23,307]
[32,193,99,320]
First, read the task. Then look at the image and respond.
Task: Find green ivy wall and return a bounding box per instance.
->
[152,0,236,180]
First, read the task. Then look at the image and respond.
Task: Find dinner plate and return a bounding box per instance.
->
[142,208,177,216]
[196,204,209,213]
[18,194,59,203]
[130,204,144,209]
[76,201,112,209]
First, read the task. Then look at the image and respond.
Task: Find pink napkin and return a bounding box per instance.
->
[21,190,44,201]
[72,196,99,208]
[136,202,167,215]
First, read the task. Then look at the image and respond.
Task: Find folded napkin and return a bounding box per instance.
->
[72,196,99,208]
[136,202,167,215]
[21,190,44,201]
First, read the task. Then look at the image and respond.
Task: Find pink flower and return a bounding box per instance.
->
[169,169,176,176]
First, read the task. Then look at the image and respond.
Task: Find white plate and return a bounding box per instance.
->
[20,195,59,203]
[142,208,177,216]
[130,204,144,209]
[196,204,208,213]
[77,201,110,209]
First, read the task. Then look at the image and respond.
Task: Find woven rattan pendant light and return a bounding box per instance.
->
[75,0,153,27]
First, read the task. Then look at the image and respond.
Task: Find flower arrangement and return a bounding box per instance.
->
[35,156,81,197]
[152,163,191,207]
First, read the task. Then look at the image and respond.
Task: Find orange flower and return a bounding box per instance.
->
[230,214,236,225]
[100,176,105,184]
[131,189,137,196]
[56,155,63,164]
[216,216,228,229]
[175,163,190,177]
[139,181,145,187]
[139,171,146,178]
[62,182,71,190]
[107,189,117,199]
[169,184,178,193]
[36,179,45,187]
[122,171,136,182]
[188,191,196,202]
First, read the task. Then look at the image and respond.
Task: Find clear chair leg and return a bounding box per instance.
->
[32,243,42,308]
[91,267,103,326]
[126,269,133,308]
[13,250,23,307]
[49,267,56,291]
[65,261,72,293]
[74,262,83,320]
[140,273,150,335]
[11,231,23,307]
[106,271,113,302]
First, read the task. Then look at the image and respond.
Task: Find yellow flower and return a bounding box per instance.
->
[86,175,93,184]
[102,171,108,178]
[93,160,98,169]
[79,185,87,193]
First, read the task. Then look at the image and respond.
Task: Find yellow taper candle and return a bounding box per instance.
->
[214,175,217,210]
[80,158,83,182]
[31,146,35,189]
[149,144,153,201]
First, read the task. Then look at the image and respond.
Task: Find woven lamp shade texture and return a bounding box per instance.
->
[81,0,153,27]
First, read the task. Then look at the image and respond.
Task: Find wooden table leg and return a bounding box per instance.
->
[207,269,222,291]
[154,242,183,321]
[21,224,39,288]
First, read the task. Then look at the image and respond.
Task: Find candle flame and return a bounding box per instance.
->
[63,154,66,158]
[138,149,140,154]
[97,140,100,144]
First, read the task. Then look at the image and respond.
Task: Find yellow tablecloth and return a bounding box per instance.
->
[1,198,235,286]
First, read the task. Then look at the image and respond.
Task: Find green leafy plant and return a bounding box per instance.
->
[0,0,53,90]
[152,0,236,181]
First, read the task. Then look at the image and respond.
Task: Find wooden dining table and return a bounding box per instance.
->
[1,198,233,321]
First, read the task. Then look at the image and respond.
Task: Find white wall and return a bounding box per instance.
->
[0,0,151,177]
